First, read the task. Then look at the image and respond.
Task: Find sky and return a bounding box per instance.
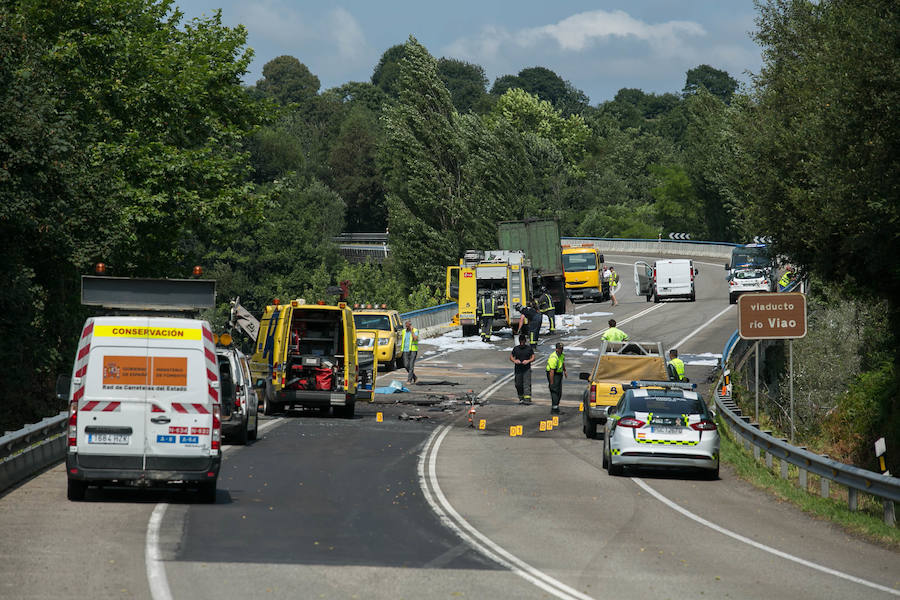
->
[173,1,764,104]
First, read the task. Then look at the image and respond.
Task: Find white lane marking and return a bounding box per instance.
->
[633,478,900,597]
[419,426,595,600]
[672,304,734,349]
[146,416,285,600]
[145,504,173,600]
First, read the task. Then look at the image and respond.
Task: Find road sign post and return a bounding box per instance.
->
[738,292,807,442]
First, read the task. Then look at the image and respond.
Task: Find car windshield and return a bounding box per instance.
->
[734,269,765,280]
[353,314,390,330]
[626,393,707,416]
[731,247,770,268]
[563,252,597,272]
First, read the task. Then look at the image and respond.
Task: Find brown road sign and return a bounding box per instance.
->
[738,292,807,340]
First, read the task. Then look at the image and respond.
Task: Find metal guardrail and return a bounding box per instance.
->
[0,412,67,493]
[713,283,898,524]
[401,302,457,333]
[334,233,389,243]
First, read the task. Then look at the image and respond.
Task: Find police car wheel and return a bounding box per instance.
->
[67,478,87,501]
[608,460,624,476]
[602,439,609,468]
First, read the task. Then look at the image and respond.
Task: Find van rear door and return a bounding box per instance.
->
[78,318,150,467]
[634,261,653,296]
[144,319,215,464]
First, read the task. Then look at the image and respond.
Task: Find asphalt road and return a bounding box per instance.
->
[1,254,897,600]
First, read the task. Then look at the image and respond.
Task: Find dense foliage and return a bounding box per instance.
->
[2,0,896,467]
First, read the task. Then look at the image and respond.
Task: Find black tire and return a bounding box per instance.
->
[729,293,736,304]
[248,415,258,441]
[235,418,249,445]
[461,324,478,337]
[705,460,720,480]
[584,419,597,439]
[67,478,87,501]
[197,481,217,504]
[608,458,624,476]
[689,291,696,302]
[262,383,275,416]
[602,439,609,469]
[336,398,356,419]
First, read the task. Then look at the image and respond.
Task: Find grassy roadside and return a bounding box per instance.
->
[719,423,900,550]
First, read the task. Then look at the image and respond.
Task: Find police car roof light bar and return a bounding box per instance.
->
[629,380,697,390]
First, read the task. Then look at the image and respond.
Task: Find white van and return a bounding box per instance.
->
[65,316,222,501]
[634,259,697,302]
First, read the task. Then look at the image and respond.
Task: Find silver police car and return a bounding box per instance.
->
[602,381,719,479]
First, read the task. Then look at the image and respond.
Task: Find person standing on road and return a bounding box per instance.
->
[600,319,629,342]
[510,333,536,404]
[537,287,556,333]
[668,349,686,381]
[609,266,620,307]
[516,302,543,349]
[401,320,419,384]
[478,292,496,342]
[546,342,566,414]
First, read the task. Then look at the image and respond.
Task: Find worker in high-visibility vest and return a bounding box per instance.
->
[401,320,419,384]
[668,349,686,381]
[478,292,497,342]
[546,343,567,414]
[609,266,620,307]
[601,319,629,342]
[778,267,793,291]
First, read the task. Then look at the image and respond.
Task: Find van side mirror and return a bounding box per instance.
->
[579,372,590,381]
[694,268,699,275]
[55,375,71,402]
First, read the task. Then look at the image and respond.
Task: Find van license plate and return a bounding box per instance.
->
[87,433,130,445]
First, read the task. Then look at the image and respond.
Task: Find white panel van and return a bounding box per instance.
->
[650,259,698,302]
[65,316,222,501]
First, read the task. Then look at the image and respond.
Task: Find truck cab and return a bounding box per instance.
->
[446,250,533,336]
[562,245,609,303]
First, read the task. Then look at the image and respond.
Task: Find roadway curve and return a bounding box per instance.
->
[1,254,897,600]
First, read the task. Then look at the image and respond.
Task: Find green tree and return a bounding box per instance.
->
[371,44,407,98]
[255,55,321,105]
[328,106,386,232]
[489,88,590,173]
[379,37,477,288]
[436,57,489,114]
[650,165,705,238]
[683,64,739,103]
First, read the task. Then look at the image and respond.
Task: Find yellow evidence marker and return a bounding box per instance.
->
[376,412,383,422]
[509,426,517,437]
[516,425,523,436]
[552,416,559,426]
[478,419,486,430]
[539,421,547,432]
[579,402,584,412]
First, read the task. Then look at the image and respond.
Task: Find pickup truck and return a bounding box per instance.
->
[578,341,673,438]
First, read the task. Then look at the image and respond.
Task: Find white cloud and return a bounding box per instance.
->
[238,1,312,48]
[445,10,705,64]
[328,7,369,62]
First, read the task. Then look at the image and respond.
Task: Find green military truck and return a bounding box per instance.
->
[497,219,567,315]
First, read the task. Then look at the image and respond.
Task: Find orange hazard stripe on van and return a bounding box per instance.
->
[81,401,121,412]
[171,403,210,414]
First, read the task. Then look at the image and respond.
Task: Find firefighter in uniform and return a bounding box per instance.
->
[546,343,567,414]
[515,302,543,349]
[537,287,556,333]
[668,348,686,381]
[478,292,497,342]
